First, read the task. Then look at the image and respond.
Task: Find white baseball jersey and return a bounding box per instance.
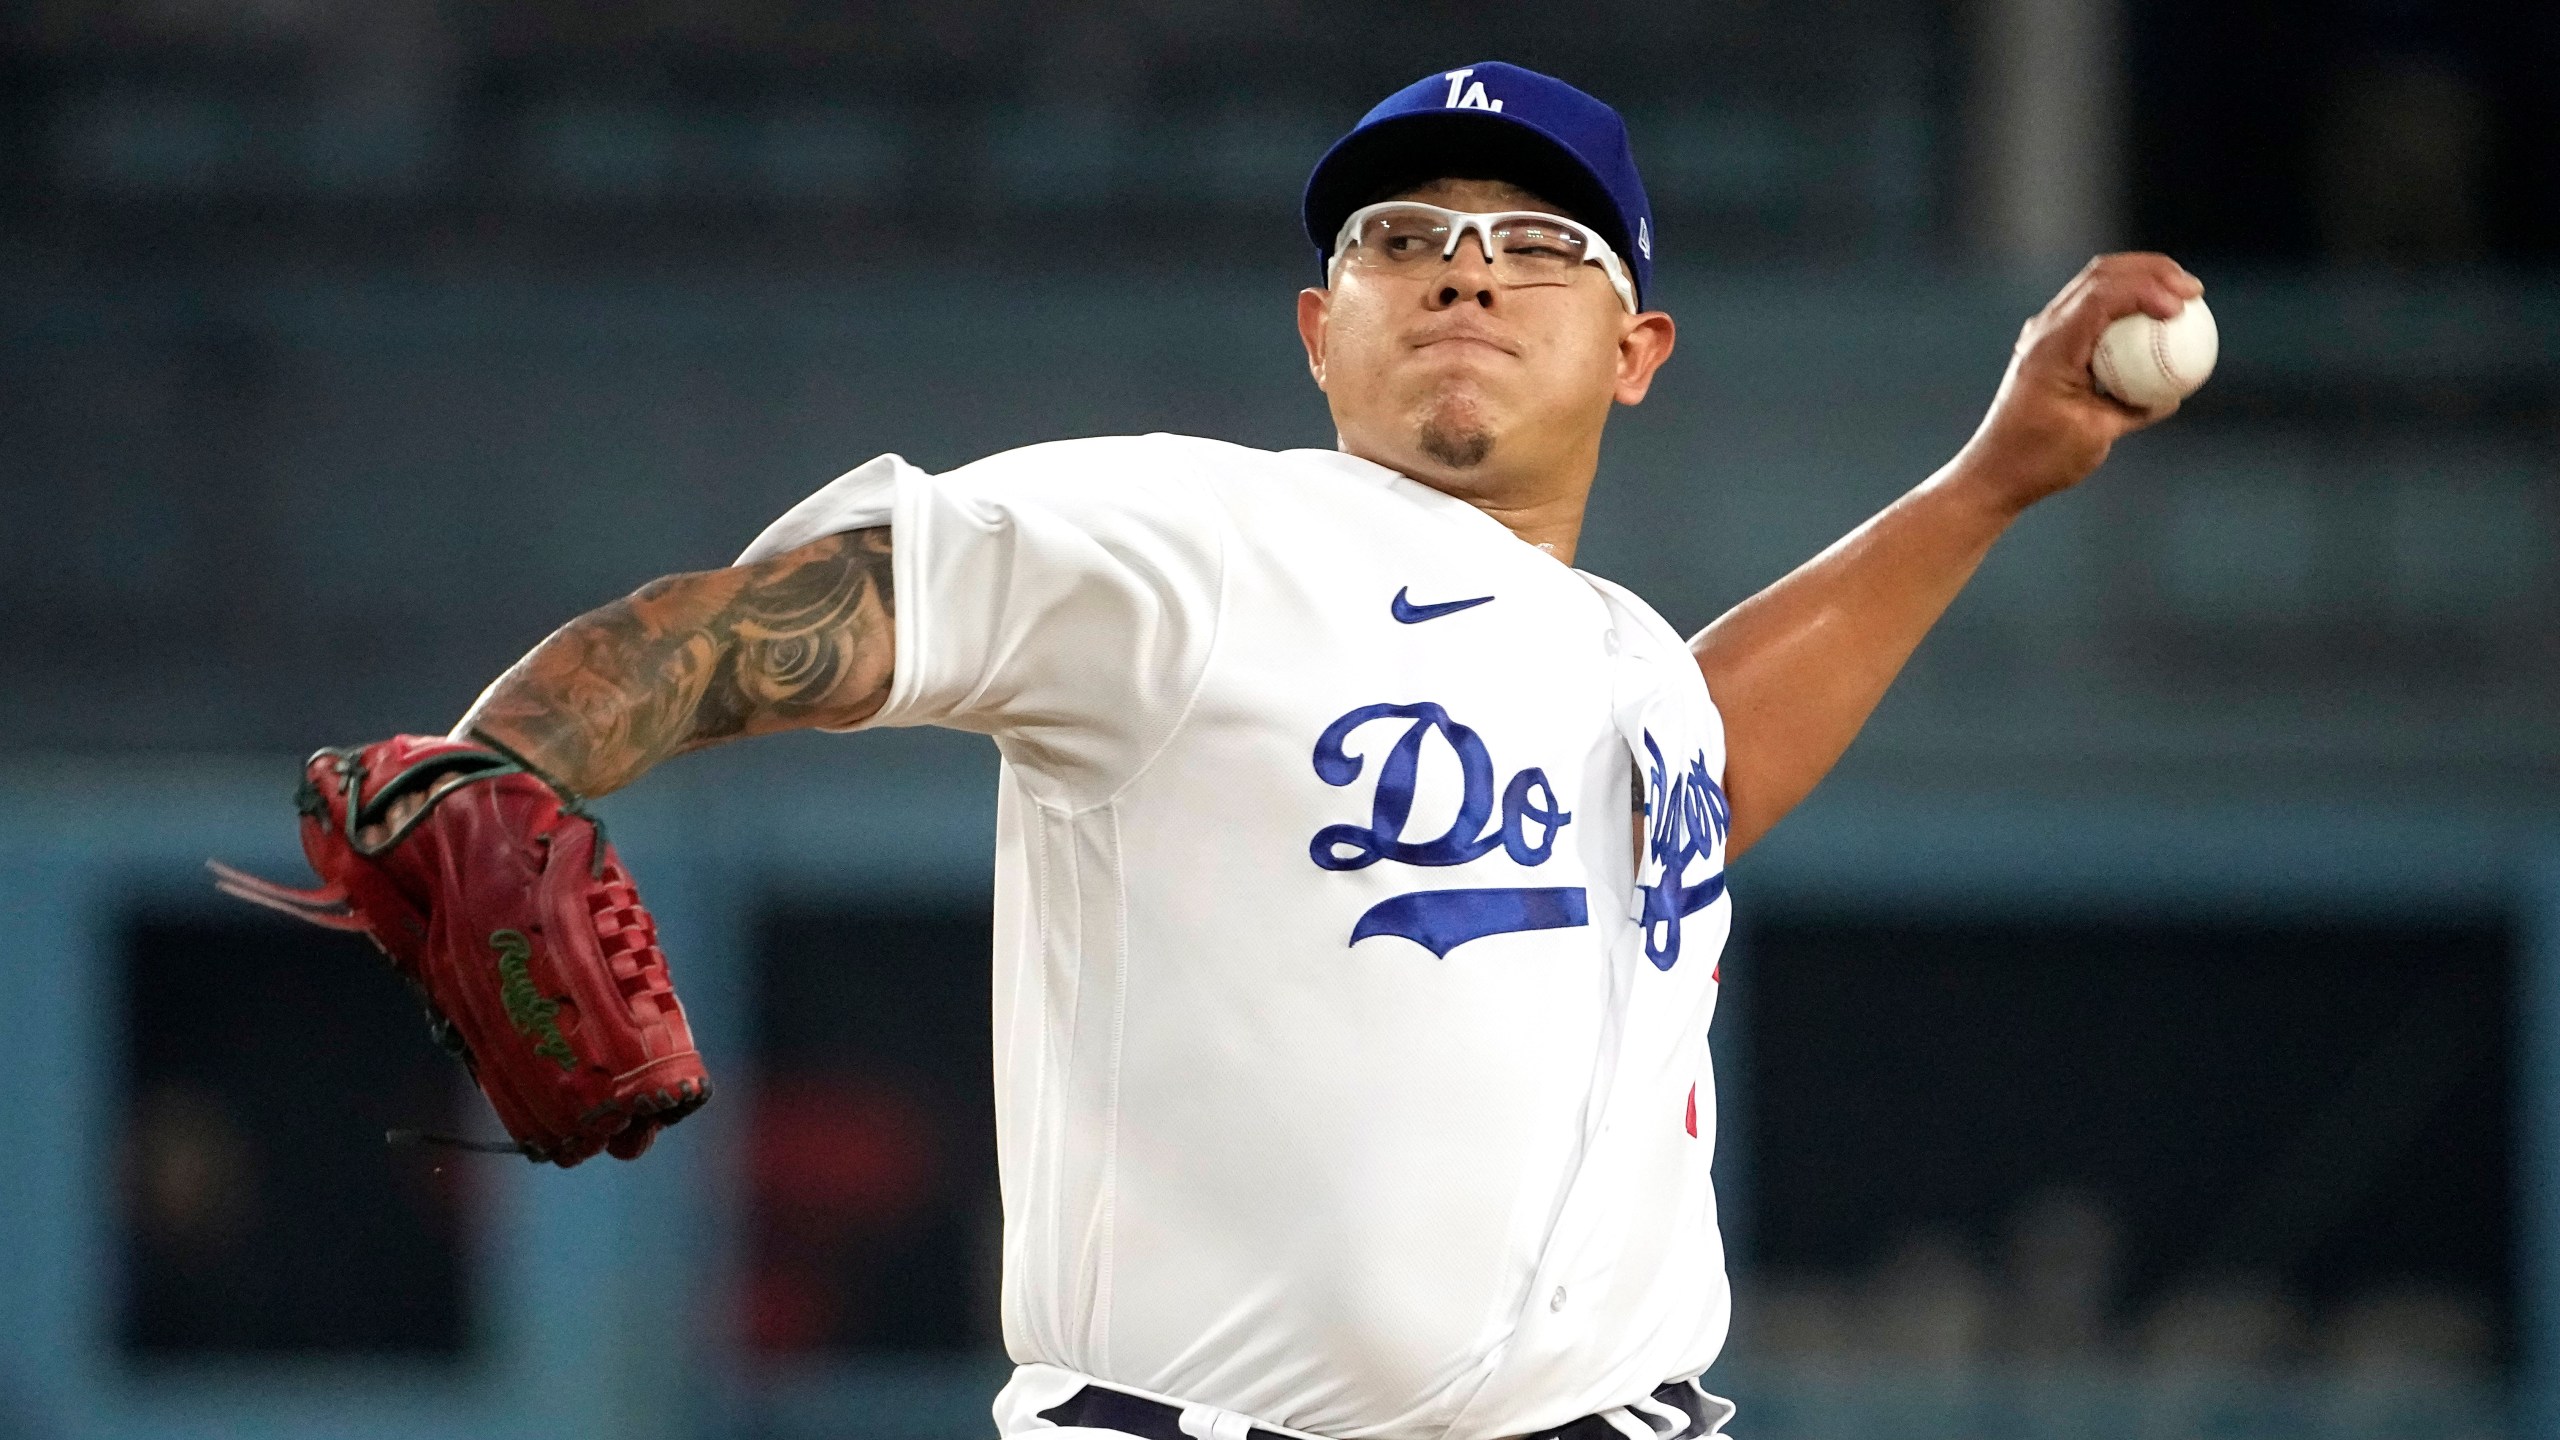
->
[739,434,1735,1440]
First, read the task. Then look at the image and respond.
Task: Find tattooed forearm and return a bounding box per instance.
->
[455,528,895,796]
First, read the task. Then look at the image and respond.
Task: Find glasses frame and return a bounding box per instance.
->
[1329,200,1640,314]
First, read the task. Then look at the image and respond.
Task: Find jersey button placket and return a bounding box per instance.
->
[1548,1285,1568,1311]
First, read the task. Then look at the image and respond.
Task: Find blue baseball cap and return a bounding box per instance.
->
[1302,62,1655,307]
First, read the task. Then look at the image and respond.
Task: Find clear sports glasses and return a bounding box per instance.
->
[1329,201,1639,313]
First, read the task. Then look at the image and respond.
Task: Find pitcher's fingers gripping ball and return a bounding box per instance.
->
[2092,293,2217,411]
[210,734,709,1166]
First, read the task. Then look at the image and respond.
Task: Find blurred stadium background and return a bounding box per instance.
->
[1,1,2555,1437]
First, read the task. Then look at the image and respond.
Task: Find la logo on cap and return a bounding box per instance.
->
[1440,67,1505,112]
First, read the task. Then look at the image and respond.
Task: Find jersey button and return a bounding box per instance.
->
[1549,1286,1568,1312]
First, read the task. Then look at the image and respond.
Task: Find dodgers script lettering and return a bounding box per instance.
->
[1635,730,1730,971]
[1308,702,1583,957]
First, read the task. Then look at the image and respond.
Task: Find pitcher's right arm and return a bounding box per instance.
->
[455,528,894,796]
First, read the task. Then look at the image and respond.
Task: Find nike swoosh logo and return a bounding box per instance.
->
[1391,587,1495,624]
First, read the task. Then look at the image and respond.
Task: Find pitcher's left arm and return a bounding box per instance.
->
[1695,253,2202,860]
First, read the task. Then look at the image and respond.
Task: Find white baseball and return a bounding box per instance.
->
[2090,295,2217,410]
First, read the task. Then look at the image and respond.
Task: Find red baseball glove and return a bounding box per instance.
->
[209,734,709,1166]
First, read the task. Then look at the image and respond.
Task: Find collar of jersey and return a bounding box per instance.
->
[1289,447,1567,557]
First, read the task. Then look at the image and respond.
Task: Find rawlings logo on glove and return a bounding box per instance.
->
[491,929,579,1071]
[209,734,711,1166]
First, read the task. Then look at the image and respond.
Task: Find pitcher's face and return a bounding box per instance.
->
[1298,177,1674,502]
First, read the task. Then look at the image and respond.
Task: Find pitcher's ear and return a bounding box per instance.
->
[1615,310,1677,406]
[1297,286,1332,388]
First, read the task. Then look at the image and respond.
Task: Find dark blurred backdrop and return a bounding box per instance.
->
[1,4,2554,1440]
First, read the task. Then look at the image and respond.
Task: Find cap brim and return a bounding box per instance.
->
[1302,109,1631,267]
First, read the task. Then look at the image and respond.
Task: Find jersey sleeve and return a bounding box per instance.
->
[736,437,1230,803]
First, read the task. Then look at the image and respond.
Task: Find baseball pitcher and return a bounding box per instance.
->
[222,61,2202,1440]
